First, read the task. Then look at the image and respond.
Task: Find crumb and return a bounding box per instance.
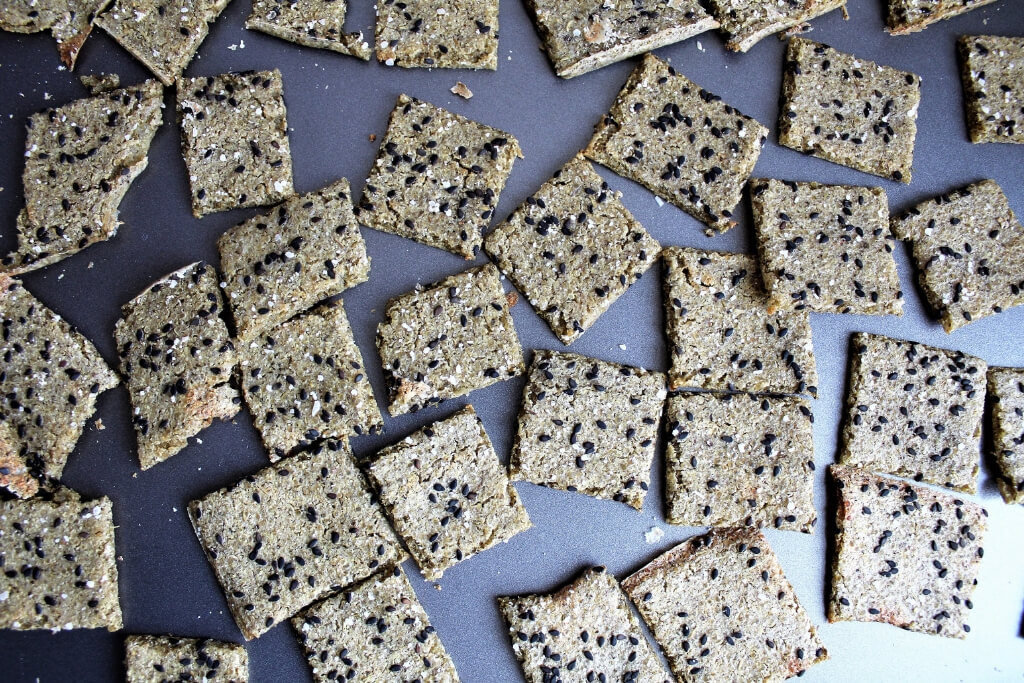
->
[506,291,519,308]
[369,133,377,142]
[451,82,473,99]
[655,196,665,207]
[618,344,627,350]
[94,419,105,431]
[644,526,664,544]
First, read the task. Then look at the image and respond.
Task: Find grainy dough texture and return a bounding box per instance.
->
[124,635,248,683]
[886,0,997,35]
[375,0,499,69]
[708,0,846,52]
[0,0,110,68]
[247,0,371,59]
[988,367,1024,504]
[959,35,1024,143]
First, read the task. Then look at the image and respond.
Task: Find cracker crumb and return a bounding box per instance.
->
[94,419,105,431]
[644,526,664,544]
[451,81,473,99]
[369,133,376,141]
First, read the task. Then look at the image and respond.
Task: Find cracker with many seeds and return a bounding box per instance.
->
[708,0,846,52]
[959,35,1024,144]
[839,332,986,493]
[366,406,531,581]
[586,54,768,235]
[375,0,498,69]
[623,527,828,682]
[498,566,671,683]
[188,439,405,640]
[988,367,1024,504]
[0,0,110,68]
[829,465,987,638]
[247,0,371,59]
[510,350,665,510]
[886,0,997,35]
[115,262,239,470]
[292,566,459,682]
[124,635,248,683]
[779,38,921,183]
[750,178,902,315]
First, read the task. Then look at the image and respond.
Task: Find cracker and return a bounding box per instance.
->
[79,72,121,94]
[188,439,405,640]
[124,635,248,683]
[0,489,121,632]
[484,154,660,344]
[217,177,370,343]
[708,0,846,52]
[959,35,1024,144]
[115,262,239,470]
[779,37,921,183]
[585,53,768,235]
[237,301,381,461]
[886,0,997,35]
[509,350,665,509]
[246,0,371,60]
[665,392,816,532]
[376,263,524,416]
[987,367,1024,504]
[750,178,902,315]
[891,180,1024,332]
[839,332,986,493]
[498,566,670,683]
[177,70,295,218]
[829,465,987,638]
[365,405,531,581]
[623,527,828,682]
[359,94,522,258]
[0,0,110,68]
[375,0,498,69]
[292,566,459,682]
[662,247,817,395]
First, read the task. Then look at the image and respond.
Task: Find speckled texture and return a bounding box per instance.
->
[247,0,370,59]
[0,0,110,68]
[959,35,1024,143]
[124,635,248,683]
[78,72,120,94]
[987,367,1024,504]
[886,0,997,35]
[375,0,498,69]
[708,0,846,52]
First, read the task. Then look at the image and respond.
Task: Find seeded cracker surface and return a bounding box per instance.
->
[0,490,121,632]
[890,179,1024,332]
[178,70,295,218]
[366,406,531,581]
[247,0,371,59]
[779,37,921,183]
[707,0,847,52]
[662,247,817,395]
[829,465,987,638]
[376,263,524,416]
[484,154,660,344]
[189,439,405,640]
[498,567,671,683]
[586,54,768,235]
[0,277,119,497]
[750,178,902,315]
[218,177,370,343]
[623,527,828,682]
[79,72,121,95]
[375,0,498,69]
[525,0,717,79]
[510,350,665,509]
[886,0,997,35]
[115,262,239,470]
[987,367,1024,504]
[958,35,1024,144]
[237,301,381,461]
[0,0,110,68]
[124,635,248,683]
[359,94,522,258]
[292,566,459,682]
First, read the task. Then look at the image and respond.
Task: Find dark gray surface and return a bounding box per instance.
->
[1,0,1023,681]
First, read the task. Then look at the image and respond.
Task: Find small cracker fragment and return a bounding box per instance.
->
[779,37,921,183]
[959,35,1024,144]
[708,0,846,52]
[485,154,660,344]
[451,81,473,99]
[0,0,110,68]
[359,94,522,258]
[623,527,828,682]
[886,0,997,35]
[246,0,371,60]
[498,566,671,683]
[292,566,459,682]
[365,405,531,581]
[750,178,902,315]
[987,367,1024,504]
[510,350,665,509]
[662,247,817,395]
[839,332,986,493]
[375,0,498,69]
[890,179,1024,332]
[188,439,405,640]
[376,263,524,416]
[124,635,248,683]
[829,465,987,638]
[79,72,120,94]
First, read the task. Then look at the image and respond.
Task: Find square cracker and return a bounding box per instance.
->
[375,0,498,69]
[829,465,987,638]
[886,0,997,35]
[0,0,110,68]
[708,0,846,53]
[510,350,665,510]
[247,0,371,59]
[987,367,1024,504]
[365,405,531,581]
[124,635,248,683]
[188,439,405,640]
[485,154,660,344]
[623,527,828,682]
[959,35,1024,144]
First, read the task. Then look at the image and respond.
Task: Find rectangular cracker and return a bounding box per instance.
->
[365,405,531,581]
[959,35,1024,144]
[188,439,405,640]
[0,489,121,631]
[891,180,1024,332]
[247,0,371,59]
[623,527,828,682]
[124,635,248,683]
[178,70,295,218]
[376,263,524,416]
[839,332,986,493]
[375,0,498,69]
[498,566,671,683]
[988,367,1024,504]
[886,0,997,35]
[484,154,660,344]
[662,247,817,395]
[829,465,987,638]
[708,0,846,52]
[359,94,522,258]
[586,53,767,235]
[217,177,370,343]
[665,392,816,532]
[750,178,902,315]
[779,37,921,183]
[114,262,239,470]
[292,566,459,682]
[0,0,110,68]
[510,350,665,510]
